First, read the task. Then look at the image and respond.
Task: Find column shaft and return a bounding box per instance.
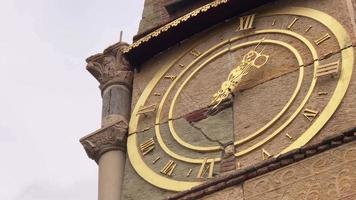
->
[98,151,126,200]
[102,85,131,127]
[80,42,133,200]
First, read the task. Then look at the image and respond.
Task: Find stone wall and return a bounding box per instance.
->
[202,140,356,200]
[137,0,169,37]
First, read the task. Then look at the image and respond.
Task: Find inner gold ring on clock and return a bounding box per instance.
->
[166,31,318,154]
[168,39,303,152]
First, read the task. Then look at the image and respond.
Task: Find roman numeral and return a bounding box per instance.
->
[140,138,155,156]
[137,103,157,115]
[315,61,339,77]
[186,169,193,177]
[164,75,177,81]
[152,156,160,164]
[303,108,319,121]
[304,25,312,34]
[236,14,256,31]
[237,162,242,169]
[262,149,272,160]
[160,160,177,176]
[285,133,293,140]
[190,49,202,57]
[314,33,331,45]
[197,158,214,178]
[287,17,299,30]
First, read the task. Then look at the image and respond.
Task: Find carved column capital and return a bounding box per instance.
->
[86,42,133,91]
[80,118,128,162]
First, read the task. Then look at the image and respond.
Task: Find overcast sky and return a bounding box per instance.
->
[0,1,143,199]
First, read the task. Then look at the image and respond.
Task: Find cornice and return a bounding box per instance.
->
[123,0,229,54]
[123,0,274,66]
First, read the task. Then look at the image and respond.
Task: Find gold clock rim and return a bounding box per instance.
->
[127,7,354,191]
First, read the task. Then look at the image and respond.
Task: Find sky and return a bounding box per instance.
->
[0,0,143,199]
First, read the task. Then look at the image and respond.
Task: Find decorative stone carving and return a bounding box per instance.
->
[80,119,128,162]
[243,141,356,200]
[86,42,133,91]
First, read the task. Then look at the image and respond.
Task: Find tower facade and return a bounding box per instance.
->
[81,1,356,199]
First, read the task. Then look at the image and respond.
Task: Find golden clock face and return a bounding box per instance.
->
[128,7,354,191]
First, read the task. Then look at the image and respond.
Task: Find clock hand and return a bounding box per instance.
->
[184,39,269,123]
[210,42,269,109]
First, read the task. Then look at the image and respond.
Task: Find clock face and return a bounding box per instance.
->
[128,7,354,191]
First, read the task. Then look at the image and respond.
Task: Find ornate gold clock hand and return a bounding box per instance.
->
[210,43,269,109]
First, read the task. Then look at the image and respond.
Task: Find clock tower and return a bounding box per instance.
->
[80,0,356,200]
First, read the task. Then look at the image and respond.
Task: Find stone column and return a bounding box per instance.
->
[80,42,133,200]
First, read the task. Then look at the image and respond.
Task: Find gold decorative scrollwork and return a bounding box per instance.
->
[122,0,229,53]
[210,47,269,109]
